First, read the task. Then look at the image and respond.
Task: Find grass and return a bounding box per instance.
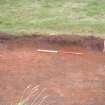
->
[15,85,48,105]
[0,0,105,38]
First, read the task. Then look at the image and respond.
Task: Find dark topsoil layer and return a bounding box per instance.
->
[0,32,104,52]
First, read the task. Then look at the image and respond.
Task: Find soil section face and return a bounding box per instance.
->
[0,33,105,105]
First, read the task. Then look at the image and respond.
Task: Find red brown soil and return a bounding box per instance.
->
[0,33,105,105]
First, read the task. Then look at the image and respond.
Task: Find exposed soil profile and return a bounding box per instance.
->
[0,33,105,105]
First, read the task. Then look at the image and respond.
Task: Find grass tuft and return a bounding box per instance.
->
[15,85,48,105]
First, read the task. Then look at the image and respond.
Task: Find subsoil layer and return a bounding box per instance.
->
[0,33,105,105]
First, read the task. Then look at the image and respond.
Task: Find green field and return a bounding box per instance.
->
[0,0,105,38]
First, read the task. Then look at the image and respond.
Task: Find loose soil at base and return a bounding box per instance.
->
[0,33,105,105]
